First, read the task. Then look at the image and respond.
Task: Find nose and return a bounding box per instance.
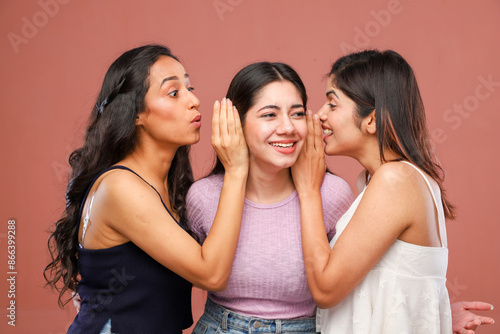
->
[188,89,200,110]
[317,104,329,121]
[276,115,297,135]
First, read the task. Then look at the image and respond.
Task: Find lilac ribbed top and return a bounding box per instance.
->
[186,173,354,319]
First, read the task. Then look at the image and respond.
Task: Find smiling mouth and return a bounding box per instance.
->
[323,129,333,135]
[270,142,295,148]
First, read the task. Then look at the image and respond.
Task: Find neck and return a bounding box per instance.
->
[121,137,178,189]
[353,138,400,176]
[245,163,295,204]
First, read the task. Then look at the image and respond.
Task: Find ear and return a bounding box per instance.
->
[364,110,376,135]
[135,113,144,126]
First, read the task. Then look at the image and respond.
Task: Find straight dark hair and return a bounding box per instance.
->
[44,44,194,307]
[210,61,308,175]
[330,49,454,219]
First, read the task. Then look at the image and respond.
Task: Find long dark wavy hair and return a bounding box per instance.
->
[44,44,194,307]
[209,62,308,175]
[330,49,455,219]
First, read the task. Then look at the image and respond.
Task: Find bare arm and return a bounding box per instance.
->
[291,112,331,302]
[292,112,413,308]
[98,99,248,291]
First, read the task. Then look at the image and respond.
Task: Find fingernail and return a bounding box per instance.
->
[222,97,226,104]
[491,305,494,310]
[214,100,220,108]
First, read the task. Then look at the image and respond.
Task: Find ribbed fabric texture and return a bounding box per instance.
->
[187,173,354,319]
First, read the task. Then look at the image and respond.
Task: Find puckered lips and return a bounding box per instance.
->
[191,114,201,128]
[269,140,297,154]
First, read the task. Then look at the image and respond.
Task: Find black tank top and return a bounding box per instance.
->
[68,166,193,334]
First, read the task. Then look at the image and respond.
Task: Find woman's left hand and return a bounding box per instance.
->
[452,301,495,334]
[291,111,326,195]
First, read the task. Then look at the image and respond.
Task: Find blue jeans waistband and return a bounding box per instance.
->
[202,298,317,333]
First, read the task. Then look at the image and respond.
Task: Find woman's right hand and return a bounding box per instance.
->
[211,98,249,176]
[291,111,326,196]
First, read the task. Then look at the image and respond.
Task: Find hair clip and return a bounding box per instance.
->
[96,97,109,115]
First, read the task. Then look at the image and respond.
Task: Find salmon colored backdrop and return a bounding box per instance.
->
[1,0,499,333]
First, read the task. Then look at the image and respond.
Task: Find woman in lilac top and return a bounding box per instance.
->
[186,61,494,334]
[186,62,354,333]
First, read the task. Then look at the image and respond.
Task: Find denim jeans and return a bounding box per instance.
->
[193,298,318,334]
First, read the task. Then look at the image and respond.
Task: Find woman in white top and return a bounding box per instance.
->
[292,50,494,333]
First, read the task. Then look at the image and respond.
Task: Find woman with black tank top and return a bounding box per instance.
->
[44,44,249,333]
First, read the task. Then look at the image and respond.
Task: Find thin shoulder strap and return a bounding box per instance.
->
[78,166,125,222]
[400,161,447,247]
[110,166,182,227]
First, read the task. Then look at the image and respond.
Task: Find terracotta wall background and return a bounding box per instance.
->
[0,0,499,333]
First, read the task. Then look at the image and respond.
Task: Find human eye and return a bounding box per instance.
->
[292,110,306,118]
[168,90,179,97]
[328,103,337,110]
[261,112,276,118]
[187,86,195,92]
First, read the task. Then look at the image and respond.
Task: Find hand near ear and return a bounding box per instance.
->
[291,111,326,195]
[211,98,249,177]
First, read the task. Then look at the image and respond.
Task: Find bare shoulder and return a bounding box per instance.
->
[370,161,425,190]
[94,168,159,217]
[98,168,148,198]
[367,162,434,214]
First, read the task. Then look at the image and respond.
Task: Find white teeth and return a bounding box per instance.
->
[323,129,333,135]
[271,143,294,148]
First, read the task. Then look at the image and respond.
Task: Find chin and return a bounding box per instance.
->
[188,134,201,145]
[324,143,339,157]
[275,158,297,170]
[323,149,334,156]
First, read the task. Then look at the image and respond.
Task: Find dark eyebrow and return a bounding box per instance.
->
[160,76,179,88]
[257,104,304,112]
[326,90,339,99]
[257,105,279,112]
[160,73,189,88]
